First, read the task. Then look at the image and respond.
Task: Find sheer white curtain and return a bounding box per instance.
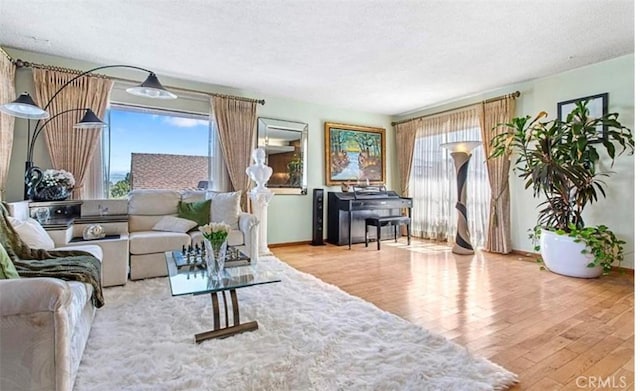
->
[408,105,491,248]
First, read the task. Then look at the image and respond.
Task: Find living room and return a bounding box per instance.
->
[0,1,635,390]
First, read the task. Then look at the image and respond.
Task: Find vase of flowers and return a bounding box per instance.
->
[199,222,230,279]
[29,168,75,201]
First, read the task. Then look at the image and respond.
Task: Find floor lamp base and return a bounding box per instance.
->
[452,244,475,255]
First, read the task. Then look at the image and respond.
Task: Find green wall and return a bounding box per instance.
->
[4,47,395,245]
[5,48,633,268]
[393,54,635,268]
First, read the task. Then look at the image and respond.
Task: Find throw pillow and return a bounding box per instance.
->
[7,216,55,250]
[177,199,211,227]
[209,191,241,229]
[152,216,198,233]
[0,242,19,279]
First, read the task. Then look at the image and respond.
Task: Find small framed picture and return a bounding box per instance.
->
[557,93,609,143]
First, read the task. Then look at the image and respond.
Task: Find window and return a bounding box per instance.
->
[104,105,212,198]
[409,109,490,248]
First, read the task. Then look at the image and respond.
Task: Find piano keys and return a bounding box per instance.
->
[326,191,413,247]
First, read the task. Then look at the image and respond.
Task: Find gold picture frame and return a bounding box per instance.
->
[324,122,386,186]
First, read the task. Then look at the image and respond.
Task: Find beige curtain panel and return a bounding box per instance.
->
[394,121,418,197]
[211,96,257,211]
[0,53,16,200]
[480,97,516,254]
[33,69,113,199]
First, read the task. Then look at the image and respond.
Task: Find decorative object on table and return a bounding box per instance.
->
[441,141,482,255]
[82,224,106,241]
[199,222,231,279]
[0,63,176,200]
[246,147,275,256]
[324,122,385,186]
[34,207,50,223]
[489,99,634,277]
[28,168,75,201]
[557,92,608,143]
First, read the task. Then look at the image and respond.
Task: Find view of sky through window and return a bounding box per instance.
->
[107,108,209,197]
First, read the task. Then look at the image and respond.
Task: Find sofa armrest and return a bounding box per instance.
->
[0,278,71,316]
[238,212,259,233]
[238,212,259,262]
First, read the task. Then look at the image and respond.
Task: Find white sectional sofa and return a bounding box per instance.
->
[0,203,104,391]
[128,189,259,280]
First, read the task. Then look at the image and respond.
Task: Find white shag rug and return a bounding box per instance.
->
[75,256,517,391]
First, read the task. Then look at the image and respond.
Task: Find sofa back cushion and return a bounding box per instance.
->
[128,189,181,216]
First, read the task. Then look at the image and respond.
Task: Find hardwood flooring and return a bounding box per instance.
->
[271,238,634,390]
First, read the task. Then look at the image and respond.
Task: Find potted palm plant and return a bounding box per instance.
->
[490,100,634,277]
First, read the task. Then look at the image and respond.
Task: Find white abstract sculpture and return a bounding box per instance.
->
[246,147,274,256]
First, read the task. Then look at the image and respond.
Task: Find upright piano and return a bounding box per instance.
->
[326,190,413,247]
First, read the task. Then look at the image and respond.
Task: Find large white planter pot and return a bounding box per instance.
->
[540,229,603,278]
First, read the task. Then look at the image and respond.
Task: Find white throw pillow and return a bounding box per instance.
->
[7,216,55,250]
[152,216,198,233]
[209,191,240,229]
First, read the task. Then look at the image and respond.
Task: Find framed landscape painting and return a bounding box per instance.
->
[324,122,386,186]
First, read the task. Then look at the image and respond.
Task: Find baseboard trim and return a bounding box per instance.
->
[270,240,313,248]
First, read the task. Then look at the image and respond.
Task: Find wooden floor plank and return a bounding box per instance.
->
[272,238,634,389]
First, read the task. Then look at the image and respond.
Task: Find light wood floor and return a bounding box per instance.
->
[272,238,634,390]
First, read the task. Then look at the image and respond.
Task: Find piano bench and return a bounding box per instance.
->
[364,216,411,250]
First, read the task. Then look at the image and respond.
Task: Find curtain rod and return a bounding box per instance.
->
[391,91,520,126]
[0,47,13,62]
[12,58,266,105]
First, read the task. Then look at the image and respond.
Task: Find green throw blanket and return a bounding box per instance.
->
[0,203,104,308]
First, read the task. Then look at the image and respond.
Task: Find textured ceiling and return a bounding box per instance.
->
[0,0,634,115]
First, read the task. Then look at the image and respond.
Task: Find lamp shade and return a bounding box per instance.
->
[441,140,482,153]
[0,92,49,119]
[126,73,177,99]
[73,109,107,129]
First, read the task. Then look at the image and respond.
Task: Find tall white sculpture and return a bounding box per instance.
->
[246,147,274,256]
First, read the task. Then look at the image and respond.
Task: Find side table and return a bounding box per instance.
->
[69,234,129,287]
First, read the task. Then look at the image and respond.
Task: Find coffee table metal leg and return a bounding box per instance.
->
[195,289,259,343]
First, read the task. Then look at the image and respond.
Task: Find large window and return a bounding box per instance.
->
[408,109,490,248]
[104,105,211,198]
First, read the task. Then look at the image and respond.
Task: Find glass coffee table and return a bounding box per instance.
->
[165,251,280,343]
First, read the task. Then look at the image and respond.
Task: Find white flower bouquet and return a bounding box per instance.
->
[40,169,75,190]
[199,222,230,247]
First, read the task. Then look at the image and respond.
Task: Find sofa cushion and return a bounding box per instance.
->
[0,243,19,279]
[129,231,190,254]
[152,216,198,233]
[189,229,244,247]
[181,190,207,203]
[209,191,241,229]
[7,216,55,250]
[177,199,211,226]
[130,215,168,232]
[128,189,181,216]
[54,245,104,261]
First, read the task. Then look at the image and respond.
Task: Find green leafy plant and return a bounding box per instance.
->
[490,100,634,273]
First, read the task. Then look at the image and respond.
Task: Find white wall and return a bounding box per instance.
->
[393,54,635,268]
[4,47,395,245]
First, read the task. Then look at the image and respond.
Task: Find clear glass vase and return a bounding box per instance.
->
[204,239,228,280]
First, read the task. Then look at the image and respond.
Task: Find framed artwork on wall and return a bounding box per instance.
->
[324,122,385,186]
[557,92,609,143]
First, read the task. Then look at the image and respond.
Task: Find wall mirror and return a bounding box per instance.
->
[257,117,308,195]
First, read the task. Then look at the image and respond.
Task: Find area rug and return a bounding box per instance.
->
[74,256,517,391]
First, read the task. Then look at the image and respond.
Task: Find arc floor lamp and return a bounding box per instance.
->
[441,140,481,255]
[0,64,177,199]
